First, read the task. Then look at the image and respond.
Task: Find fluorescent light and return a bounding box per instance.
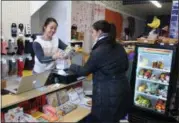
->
[150,1,162,8]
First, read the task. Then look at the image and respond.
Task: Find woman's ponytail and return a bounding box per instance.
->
[110,23,117,44]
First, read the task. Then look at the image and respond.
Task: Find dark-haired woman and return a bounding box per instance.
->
[33,17,67,73]
[68,20,132,123]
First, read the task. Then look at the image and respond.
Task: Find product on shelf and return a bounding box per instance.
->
[18,23,25,37]
[138,69,145,77]
[158,86,168,98]
[139,57,149,66]
[46,92,59,107]
[159,73,170,83]
[42,105,59,122]
[41,113,58,122]
[11,23,17,37]
[152,61,164,69]
[75,87,85,100]
[144,70,152,79]
[56,102,77,115]
[138,83,148,92]
[31,111,58,122]
[135,95,152,108]
[16,38,24,55]
[56,89,69,105]
[4,107,37,122]
[151,74,158,81]
[146,83,159,95]
[155,100,166,112]
[67,88,81,104]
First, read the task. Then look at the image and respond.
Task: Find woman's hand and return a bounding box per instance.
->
[52,50,63,60]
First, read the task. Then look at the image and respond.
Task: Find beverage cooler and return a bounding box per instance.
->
[129,44,179,122]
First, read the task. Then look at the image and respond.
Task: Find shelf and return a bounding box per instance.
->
[136,91,167,101]
[134,102,165,114]
[138,66,170,73]
[69,41,83,43]
[136,77,169,86]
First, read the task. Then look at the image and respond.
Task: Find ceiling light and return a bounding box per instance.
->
[150,1,162,8]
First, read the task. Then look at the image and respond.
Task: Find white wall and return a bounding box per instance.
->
[72,1,105,53]
[31,11,41,33]
[30,1,47,16]
[31,1,71,45]
[1,1,30,39]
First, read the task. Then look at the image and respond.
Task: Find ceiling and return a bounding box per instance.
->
[123,2,172,16]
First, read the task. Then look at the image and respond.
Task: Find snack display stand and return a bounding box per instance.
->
[1,80,91,122]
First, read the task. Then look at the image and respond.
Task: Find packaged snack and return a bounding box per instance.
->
[56,89,69,105]
[67,88,81,104]
[75,87,85,100]
[46,92,59,107]
[43,105,57,116]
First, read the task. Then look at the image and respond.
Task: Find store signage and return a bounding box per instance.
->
[169,1,179,39]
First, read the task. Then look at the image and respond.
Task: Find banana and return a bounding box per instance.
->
[147,16,160,29]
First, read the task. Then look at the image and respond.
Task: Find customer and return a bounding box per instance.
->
[68,20,132,123]
[33,17,67,74]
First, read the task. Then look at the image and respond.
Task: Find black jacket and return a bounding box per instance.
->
[70,36,132,122]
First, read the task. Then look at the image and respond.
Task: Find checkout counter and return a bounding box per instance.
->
[1,72,91,122]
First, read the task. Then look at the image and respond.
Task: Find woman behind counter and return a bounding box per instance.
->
[33,17,67,74]
[68,20,132,123]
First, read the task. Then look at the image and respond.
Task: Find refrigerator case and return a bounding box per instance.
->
[131,44,178,117]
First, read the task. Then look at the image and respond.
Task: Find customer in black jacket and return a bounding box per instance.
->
[69,20,132,123]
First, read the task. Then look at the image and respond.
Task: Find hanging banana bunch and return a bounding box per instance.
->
[147,16,161,29]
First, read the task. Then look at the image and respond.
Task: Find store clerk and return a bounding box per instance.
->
[33,17,67,74]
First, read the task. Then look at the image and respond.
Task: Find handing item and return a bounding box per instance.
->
[64,45,76,58]
[11,23,17,37]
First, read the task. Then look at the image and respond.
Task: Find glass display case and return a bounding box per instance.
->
[133,46,175,114]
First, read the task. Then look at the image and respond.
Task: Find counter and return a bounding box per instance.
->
[1,80,91,122]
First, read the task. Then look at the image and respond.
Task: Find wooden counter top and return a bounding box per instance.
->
[63,106,91,122]
[1,81,82,109]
